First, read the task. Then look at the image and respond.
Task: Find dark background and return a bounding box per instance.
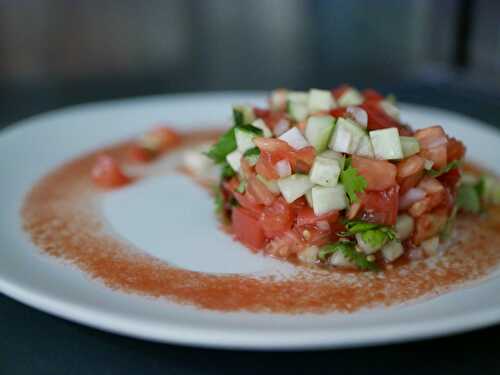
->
[1,1,500,374]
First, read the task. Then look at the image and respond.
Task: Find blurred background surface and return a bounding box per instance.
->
[0,0,499,127]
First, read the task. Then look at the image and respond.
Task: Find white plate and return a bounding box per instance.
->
[1,92,500,350]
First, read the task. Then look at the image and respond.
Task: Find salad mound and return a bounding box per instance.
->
[205,86,499,271]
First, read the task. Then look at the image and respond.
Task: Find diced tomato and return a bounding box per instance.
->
[362,89,384,102]
[329,107,348,118]
[397,155,425,179]
[91,155,130,188]
[239,158,255,180]
[329,221,346,242]
[232,207,266,251]
[361,101,413,136]
[289,196,308,213]
[352,156,397,191]
[331,84,352,101]
[223,177,240,193]
[438,168,461,193]
[233,191,263,216]
[358,185,399,225]
[298,225,331,247]
[255,151,280,180]
[295,206,339,226]
[149,126,180,151]
[292,146,316,173]
[254,137,291,154]
[412,207,448,245]
[129,144,155,162]
[399,171,425,195]
[447,137,466,162]
[266,230,305,257]
[253,107,270,119]
[415,126,448,169]
[246,176,276,206]
[259,197,294,238]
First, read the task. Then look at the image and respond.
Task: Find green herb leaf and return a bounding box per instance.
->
[319,241,378,271]
[342,220,396,248]
[221,162,236,179]
[340,164,367,204]
[344,220,379,233]
[428,160,461,177]
[213,186,224,216]
[361,229,389,249]
[233,108,245,127]
[235,180,247,193]
[236,124,263,135]
[243,147,261,157]
[205,128,237,164]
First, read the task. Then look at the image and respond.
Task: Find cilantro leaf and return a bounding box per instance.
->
[243,147,261,157]
[361,229,389,249]
[233,108,245,127]
[221,162,236,178]
[205,128,236,164]
[344,220,379,233]
[236,124,263,135]
[213,186,224,216]
[428,160,461,177]
[319,241,378,271]
[340,164,367,204]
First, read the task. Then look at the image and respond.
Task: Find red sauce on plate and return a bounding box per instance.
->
[21,129,500,313]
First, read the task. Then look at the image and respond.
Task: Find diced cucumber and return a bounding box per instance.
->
[270,89,288,111]
[233,105,255,126]
[395,214,414,241]
[309,157,341,187]
[305,189,313,207]
[318,150,345,169]
[256,174,280,194]
[355,233,383,254]
[277,174,314,203]
[287,101,309,122]
[311,185,347,215]
[355,134,374,158]
[346,106,368,128]
[278,127,310,150]
[235,128,257,153]
[245,153,260,166]
[287,91,309,104]
[400,136,420,157]
[381,240,404,262]
[305,115,335,152]
[251,118,272,137]
[337,88,364,107]
[379,100,400,120]
[328,117,366,154]
[369,128,403,160]
[225,150,242,172]
[308,89,336,113]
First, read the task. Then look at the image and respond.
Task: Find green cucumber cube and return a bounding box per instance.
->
[288,101,309,122]
[235,128,257,153]
[225,150,242,172]
[308,89,335,113]
[400,136,420,157]
[256,174,280,194]
[369,128,403,160]
[277,174,314,203]
[337,88,364,107]
[233,105,255,125]
[309,157,341,187]
[328,117,366,154]
[311,185,348,215]
[318,150,345,169]
[305,115,335,152]
[355,134,374,158]
[251,118,272,138]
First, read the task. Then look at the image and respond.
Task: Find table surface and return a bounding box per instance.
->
[1,82,500,374]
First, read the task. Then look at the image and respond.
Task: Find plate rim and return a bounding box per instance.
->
[1,92,500,350]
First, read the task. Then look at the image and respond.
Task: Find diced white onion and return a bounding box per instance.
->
[399,188,426,210]
[424,159,434,170]
[273,119,290,136]
[316,220,330,231]
[275,159,292,178]
[278,127,310,150]
[346,106,368,128]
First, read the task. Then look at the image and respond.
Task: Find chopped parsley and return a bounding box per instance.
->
[428,160,461,177]
[319,241,378,271]
[205,128,236,164]
[340,159,367,204]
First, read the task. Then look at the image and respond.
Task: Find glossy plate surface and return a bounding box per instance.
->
[1,92,499,350]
